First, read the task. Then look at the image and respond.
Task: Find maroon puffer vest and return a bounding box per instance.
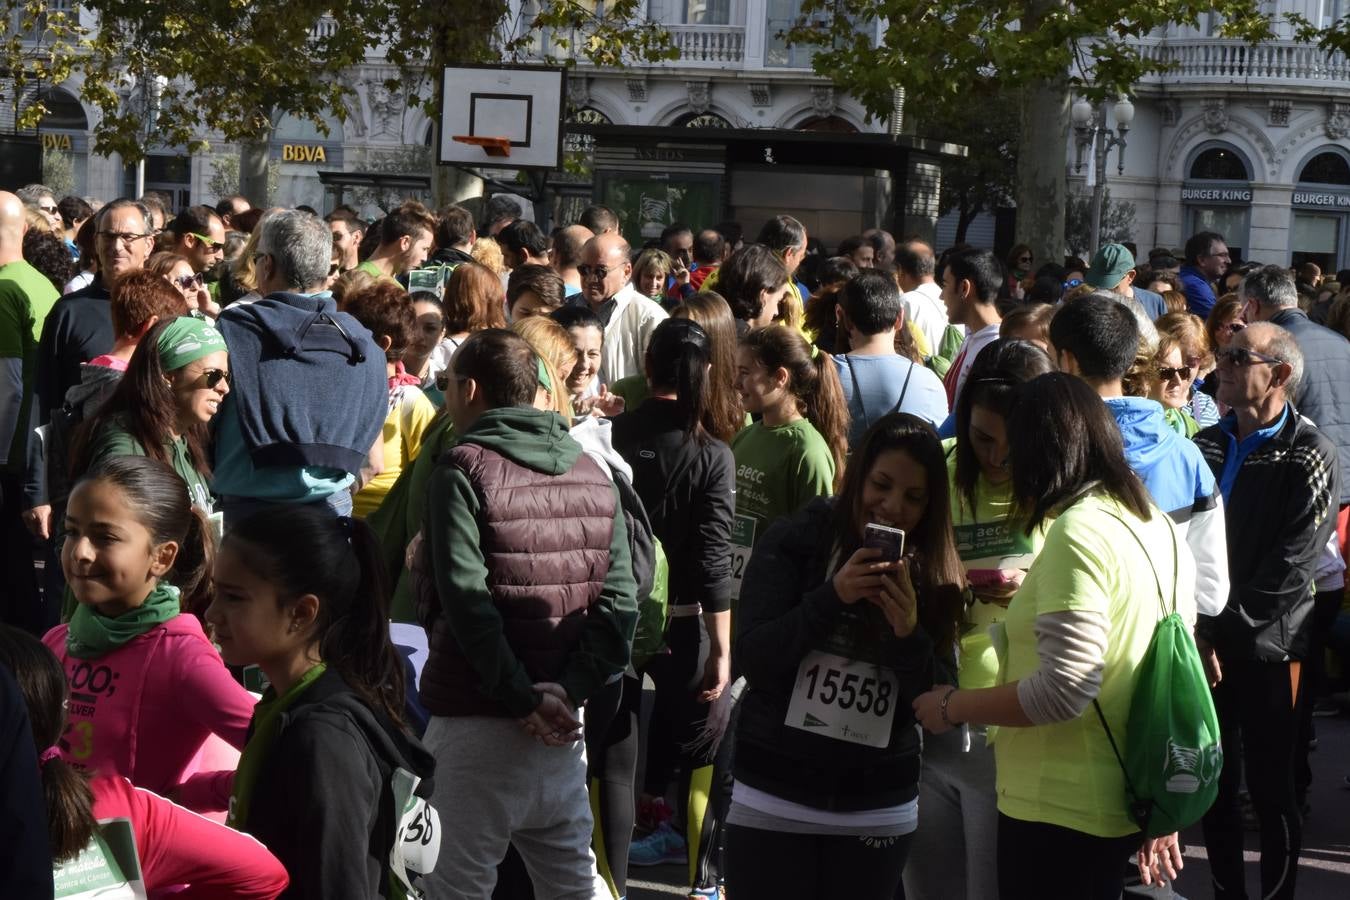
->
[415,442,616,717]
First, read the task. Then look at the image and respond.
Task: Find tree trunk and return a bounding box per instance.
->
[955,201,980,246]
[1014,0,1070,269]
[239,128,272,207]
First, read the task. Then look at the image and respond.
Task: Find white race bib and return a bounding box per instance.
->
[785,650,898,748]
[54,819,147,899]
[390,768,442,898]
[728,514,756,603]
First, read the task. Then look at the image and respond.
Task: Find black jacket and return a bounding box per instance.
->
[1194,406,1340,662]
[35,277,112,424]
[243,669,436,900]
[611,398,735,614]
[0,663,52,900]
[733,499,933,811]
[1268,308,1350,504]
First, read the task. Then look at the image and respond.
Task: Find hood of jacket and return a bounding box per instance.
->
[1105,395,1214,515]
[569,415,633,481]
[64,362,124,415]
[459,406,582,475]
[285,669,435,784]
[429,247,475,266]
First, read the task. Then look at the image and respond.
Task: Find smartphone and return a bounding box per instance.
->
[863,523,906,564]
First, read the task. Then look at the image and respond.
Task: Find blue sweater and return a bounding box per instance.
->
[216,291,386,474]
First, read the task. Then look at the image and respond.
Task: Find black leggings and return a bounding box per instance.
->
[725,824,912,900]
[997,813,1140,900]
[586,675,640,897]
[1201,658,1304,900]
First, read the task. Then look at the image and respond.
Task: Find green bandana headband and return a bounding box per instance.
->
[156,316,228,372]
[536,355,553,392]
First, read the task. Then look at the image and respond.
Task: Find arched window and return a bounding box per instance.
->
[794,115,858,133]
[1298,151,1350,185]
[1189,146,1249,180]
[674,112,732,129]
[26,87,88,131]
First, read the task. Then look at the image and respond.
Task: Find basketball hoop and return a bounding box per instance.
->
[452,135,511,158]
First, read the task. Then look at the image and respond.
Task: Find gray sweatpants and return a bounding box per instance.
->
[421,714,605,900]
[901,727,999,900]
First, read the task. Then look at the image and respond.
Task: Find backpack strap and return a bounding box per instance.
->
[1089,505,1181,833]
[844,356,869,426]
[889,361,916,415]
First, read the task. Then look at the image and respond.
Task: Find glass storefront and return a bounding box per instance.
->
[1290,149,1350,273]
[1182,145,1251,263]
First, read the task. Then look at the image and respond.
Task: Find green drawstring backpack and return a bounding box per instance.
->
[1092,512,1223,838]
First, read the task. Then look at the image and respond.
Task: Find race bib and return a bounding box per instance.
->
[390,768,442,899]
[728,514,756,603]
[785,650,898,748]
[54,819,147,899]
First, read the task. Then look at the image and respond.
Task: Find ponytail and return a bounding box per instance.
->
[0,625,96,862]
[742,325,849,490]
[225,506,407,728]
[175,506,216,616]
[646,317,713,442]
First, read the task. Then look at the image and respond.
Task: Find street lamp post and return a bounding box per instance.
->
[1072,95,1134,255]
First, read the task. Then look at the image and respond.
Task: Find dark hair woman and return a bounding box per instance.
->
[608,317,736,897]
[914,373,1196,900]
[208,504,434,899]
[903,338,1053,900]
[726,412,964,899]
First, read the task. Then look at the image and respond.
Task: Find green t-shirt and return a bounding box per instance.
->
[609,374,650,413]
[943,439,1042,690]
[729,417,835,548]
[0,260,60,468]
[991,491,1193,838]
[89,420,214,514]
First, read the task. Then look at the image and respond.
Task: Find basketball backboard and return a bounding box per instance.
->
[438,65,565,171]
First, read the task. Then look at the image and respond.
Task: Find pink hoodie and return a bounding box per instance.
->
[90,774,288,899]
[43,614,254,809]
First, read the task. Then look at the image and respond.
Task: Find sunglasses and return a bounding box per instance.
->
[329,263,341,277]
[38,204,58,215]
[1017,256,1032,264]
[190,232,222,250]
[1216,347,1284,368]
[197,368,230,389]
[1221,321,1246,335]
[577,264,615,281]
[1062,278,1084,290]
[1157,365,1192,383]
[173,272,205,289]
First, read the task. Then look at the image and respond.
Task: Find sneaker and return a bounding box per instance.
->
[688,888,722,899]
[629,822,686,867]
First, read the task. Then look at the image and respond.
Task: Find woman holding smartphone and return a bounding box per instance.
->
[726,413,964,899]
[904,339,1052,900]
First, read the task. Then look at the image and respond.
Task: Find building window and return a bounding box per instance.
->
[1189,147,1249,181]
[1299,151,1350,186]
[683,0,729,24]
[1323,0,1347,28]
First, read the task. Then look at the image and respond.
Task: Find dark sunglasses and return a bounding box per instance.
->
[198,368,231,388]
[576,264,614,281]
[1216,347,1283,368]
[1157,365,1192,382]
[173,272,205,289]
[1017,256,1032,264]
[1062,278,1084,290]
[435,372,467,392]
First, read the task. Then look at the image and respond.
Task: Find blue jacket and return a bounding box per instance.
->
[1178,266,1217,319]
[1105,396,1229,617]
[216,291,386,474]
[1269,307,1350,505]
[1132,286,1166,320]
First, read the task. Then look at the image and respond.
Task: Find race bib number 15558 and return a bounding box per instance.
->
[785,650,898,748]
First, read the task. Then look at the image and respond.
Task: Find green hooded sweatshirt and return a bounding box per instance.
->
[424,406,637,716]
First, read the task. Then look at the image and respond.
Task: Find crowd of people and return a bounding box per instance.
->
[0,179,1348,900]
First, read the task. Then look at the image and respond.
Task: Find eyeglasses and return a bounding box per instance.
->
[1204,250,1232,260]
[97,230,153,245]
[1157,365,1193,383]
[1017,256,1032,264]
[173,272,205,290]
[196,368,230,389]
[190,232,223,251]
[1062,278,1084,290]
[577,264,614,281]
[1216,347,1284,368]
[38,204,58,215]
